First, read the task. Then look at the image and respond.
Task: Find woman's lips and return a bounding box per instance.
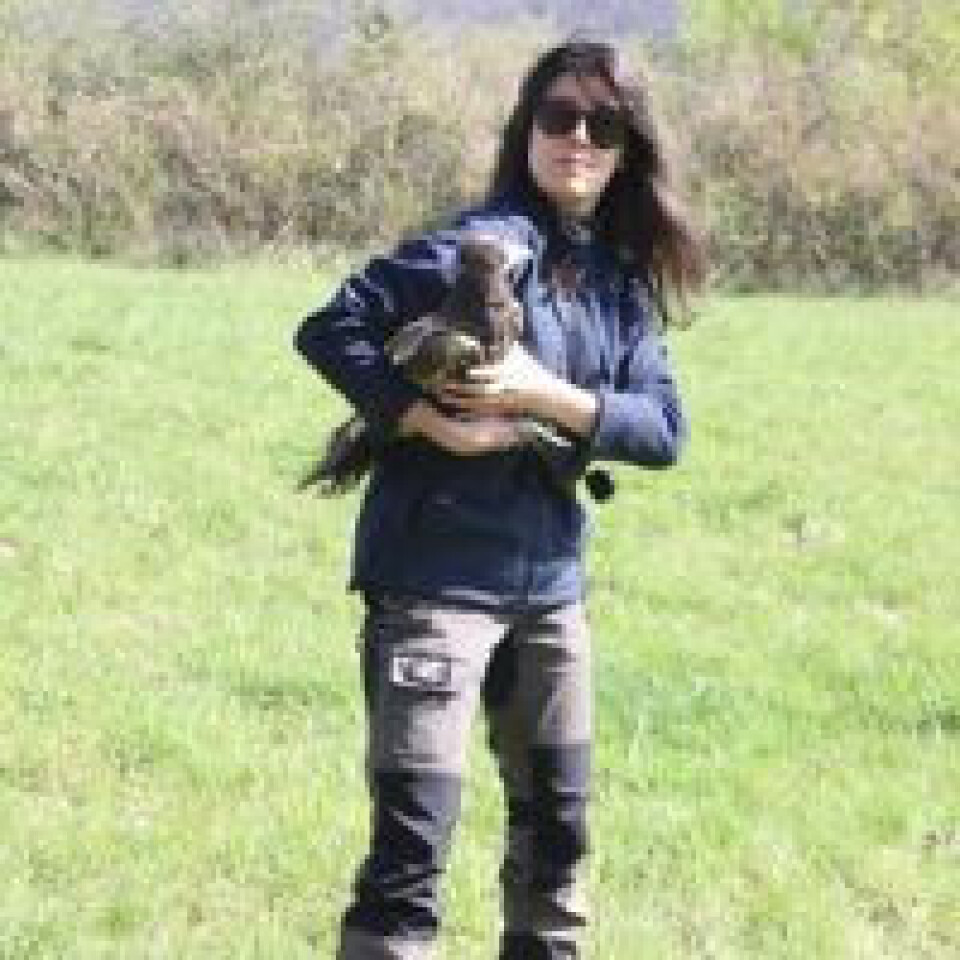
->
[552,154,595,170]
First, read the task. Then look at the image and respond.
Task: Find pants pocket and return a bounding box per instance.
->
[362,595,476,775]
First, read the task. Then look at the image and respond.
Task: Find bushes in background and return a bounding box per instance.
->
[675,0,960,290]
[0,5,478,264]
[0,0,957,290]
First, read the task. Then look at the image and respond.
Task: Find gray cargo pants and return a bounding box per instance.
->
[337,593,592,960]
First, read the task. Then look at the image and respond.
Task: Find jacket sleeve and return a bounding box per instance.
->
[584,282,687,469]
[293,230,458,443]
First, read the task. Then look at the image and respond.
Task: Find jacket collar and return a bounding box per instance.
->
[494,188,602,270]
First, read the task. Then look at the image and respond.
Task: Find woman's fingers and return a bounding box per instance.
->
[444,416,519,455]
[464,364,501,382]
[444,375,514,396]
[439,385,517,414]
[441,381,504,403]
[441,379,494,397]
[438,344,552,414]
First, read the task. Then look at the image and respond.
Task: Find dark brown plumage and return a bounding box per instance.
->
[299,233,613,501]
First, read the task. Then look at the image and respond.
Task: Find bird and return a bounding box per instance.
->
[299,232,613,501]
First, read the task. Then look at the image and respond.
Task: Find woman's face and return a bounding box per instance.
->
[527,72,623,218]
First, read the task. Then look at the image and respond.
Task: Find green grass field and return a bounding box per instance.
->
[1,258,958,958]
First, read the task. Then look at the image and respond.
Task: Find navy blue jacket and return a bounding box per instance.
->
[294,193,686,608]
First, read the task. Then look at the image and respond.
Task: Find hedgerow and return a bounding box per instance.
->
[0,0,956,289]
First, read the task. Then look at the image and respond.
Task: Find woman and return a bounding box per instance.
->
[295,39,704,960]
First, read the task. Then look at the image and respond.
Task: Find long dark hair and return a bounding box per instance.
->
[490,40,706,321]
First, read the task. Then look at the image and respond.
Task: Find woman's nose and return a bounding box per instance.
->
[569,116,591,145]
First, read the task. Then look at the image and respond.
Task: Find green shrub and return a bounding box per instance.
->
[0,0,957,291]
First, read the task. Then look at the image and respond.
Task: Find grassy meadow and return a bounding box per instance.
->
[1,257,958,958]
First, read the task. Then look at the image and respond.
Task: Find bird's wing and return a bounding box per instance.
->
[386,317,484,388]
[385,317,450,367]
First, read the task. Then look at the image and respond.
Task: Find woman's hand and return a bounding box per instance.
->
[434,416,521,456]
[398,401,519,456]
[439,343,561,418]
[440,344,599,438]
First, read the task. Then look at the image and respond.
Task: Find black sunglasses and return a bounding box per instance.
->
[533,97,627,150]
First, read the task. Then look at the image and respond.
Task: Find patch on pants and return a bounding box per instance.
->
[389,653,454,692]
